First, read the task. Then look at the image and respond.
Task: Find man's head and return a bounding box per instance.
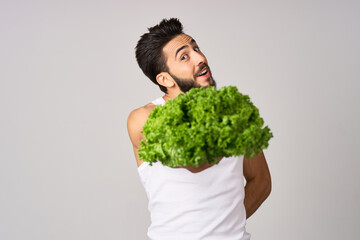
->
[135,18,216,94]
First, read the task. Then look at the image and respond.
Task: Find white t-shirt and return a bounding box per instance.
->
[137,96,251,240]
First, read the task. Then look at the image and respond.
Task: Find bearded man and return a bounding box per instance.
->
[127,18,271,240]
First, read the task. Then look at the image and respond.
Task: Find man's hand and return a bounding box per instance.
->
[243,151,271,219]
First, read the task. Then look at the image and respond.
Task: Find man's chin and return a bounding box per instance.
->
[207,77,217,88]
[198,77,216,88]
[194,83,216,90]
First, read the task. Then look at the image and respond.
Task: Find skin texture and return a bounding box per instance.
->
[127,33,271,218]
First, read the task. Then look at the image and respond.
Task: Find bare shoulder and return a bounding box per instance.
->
[127,103,156,130]
[128,102,156,120]
[127,102,157,167]
[127,103,156,147]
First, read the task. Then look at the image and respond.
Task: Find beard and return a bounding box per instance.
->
[168,65,217,93]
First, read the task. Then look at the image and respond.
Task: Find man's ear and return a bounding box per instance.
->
[156,72,175,88]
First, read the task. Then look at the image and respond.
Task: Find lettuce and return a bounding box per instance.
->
[139,86,273,167]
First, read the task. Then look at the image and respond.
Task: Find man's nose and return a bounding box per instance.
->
[193,51,206,66]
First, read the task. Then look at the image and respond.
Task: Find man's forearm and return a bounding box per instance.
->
[244,178,271,219]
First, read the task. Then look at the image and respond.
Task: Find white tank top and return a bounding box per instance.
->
[137,96,251,240]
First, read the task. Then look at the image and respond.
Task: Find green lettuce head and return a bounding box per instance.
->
[139,86,273,167]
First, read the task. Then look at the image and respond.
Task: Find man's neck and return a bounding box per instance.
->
[162,89,183,102]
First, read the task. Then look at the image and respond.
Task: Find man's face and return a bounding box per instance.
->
[162,34,216,93]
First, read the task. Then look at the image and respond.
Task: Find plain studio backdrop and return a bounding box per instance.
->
[1,0,359,239]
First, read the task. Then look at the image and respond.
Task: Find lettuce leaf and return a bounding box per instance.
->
[139,86,273,167]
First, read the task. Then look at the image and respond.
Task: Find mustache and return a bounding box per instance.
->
[194,63,210,77]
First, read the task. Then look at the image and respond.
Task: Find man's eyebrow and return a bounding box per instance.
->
[175,45,188,59]
[175,38,197,59]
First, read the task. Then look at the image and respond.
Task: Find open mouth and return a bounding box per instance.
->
[197,67,209,77]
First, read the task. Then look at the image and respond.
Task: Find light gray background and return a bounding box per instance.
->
[1,0,359,239]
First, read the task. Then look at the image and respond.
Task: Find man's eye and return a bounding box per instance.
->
[194,47,200,52]
[181,54,188,60]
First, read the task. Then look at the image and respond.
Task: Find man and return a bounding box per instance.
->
[127,18,271,239]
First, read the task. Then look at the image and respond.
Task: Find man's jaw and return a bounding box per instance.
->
[168,64,216,93]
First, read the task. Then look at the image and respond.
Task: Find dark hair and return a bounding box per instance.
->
[135,18,184,93]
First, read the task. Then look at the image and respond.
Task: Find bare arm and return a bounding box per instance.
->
[243,151,272,219]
